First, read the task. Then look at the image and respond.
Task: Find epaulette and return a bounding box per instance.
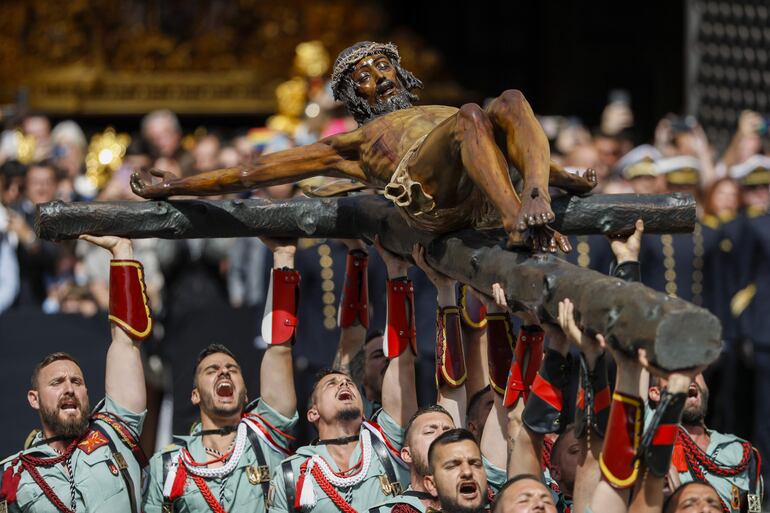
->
[0,452,19,468]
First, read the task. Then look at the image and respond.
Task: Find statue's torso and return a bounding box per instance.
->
[356,105,458,184]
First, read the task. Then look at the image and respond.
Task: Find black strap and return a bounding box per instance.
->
[282,460,296,511]
[91,424,138,513]
[312,435,360,446]
[368,431,400,495]
[246,424,271,498]
[402,490,434,500]
[747,447,759,496]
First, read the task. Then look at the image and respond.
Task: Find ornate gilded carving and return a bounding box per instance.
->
[1,0,465,114]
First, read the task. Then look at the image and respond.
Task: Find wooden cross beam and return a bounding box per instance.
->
[35,193,720,371]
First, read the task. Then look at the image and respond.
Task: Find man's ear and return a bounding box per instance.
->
[423,474,438,497]
[401,446,413,465]
[648,386,661,403]
[28,390,40,411]
[307,406,320,424]
[191,388,200,406]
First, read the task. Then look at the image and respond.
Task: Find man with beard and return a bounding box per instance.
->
[648,373,763,512]
[131,42,598,253]
[0,234,151,512]
[143,238,300,512]
[268,239,418,513]
[423,429,490,513]
[368,405,456,513]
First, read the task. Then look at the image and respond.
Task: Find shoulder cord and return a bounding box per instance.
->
[678,428,751,513]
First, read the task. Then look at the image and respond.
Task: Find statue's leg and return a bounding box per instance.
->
[406,103,523,243]
[485,90,555,230]
[549,161,598,194]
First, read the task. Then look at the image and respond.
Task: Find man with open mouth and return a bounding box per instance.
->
[268,238,419,513]
[423,429,490,513]
[143,237,300,512]
[0,234,151,513]
[647,372,763,512]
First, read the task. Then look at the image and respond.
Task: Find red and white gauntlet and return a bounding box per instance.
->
[109,260,153,341]
[383,278,417,357]
[261,268,300,345]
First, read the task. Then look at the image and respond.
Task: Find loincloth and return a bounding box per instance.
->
[383,134,501,233]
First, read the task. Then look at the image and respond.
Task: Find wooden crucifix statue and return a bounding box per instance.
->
[130,41,597,252]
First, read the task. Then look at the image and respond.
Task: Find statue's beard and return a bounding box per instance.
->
[41,398,91,439]
[355,88,416,124]
[335,406,362,423]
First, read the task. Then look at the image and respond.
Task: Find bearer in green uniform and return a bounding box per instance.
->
[268,239,419,513]
[0,235,152,513]
[143,238,300,512]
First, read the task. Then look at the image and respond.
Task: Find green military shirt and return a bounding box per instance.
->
[674,430,762,513]
[644,402,762,512]
[367,458,505,513]
[143,398,297,513]
[0,396,146,513]
[268,410,409,513]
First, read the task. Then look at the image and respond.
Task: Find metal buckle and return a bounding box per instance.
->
[747,493,761,513]
[162,503,173,513]
[113,452,128,470]
[247,465,271,484]
[0,499,8,513]
[378,475,402,496]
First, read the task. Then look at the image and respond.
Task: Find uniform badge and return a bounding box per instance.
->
[78,430,109,455]
[106,460,119,476]
[730,484,741,510]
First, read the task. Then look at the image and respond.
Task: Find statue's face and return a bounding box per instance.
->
[350,53,402,107]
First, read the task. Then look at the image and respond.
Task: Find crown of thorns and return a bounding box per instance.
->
[330,41,401,100]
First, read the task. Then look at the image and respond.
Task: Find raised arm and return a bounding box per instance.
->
[130,132,366,199]
[412,244,466,428]
[332,239,370,377]
[259,238,298,418]
[80,235,147,414]
[375,237,418,427]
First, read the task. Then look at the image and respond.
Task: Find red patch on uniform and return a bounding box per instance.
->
[78,430,109,455]
[106,460,119,476]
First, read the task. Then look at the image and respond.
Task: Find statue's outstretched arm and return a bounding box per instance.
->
[131,137,363,199]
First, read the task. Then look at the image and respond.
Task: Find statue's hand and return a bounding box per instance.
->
[130,168,178,199]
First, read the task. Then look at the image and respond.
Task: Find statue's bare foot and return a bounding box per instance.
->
[529,226,571,253]
[516,188,555,231]
[130,168,177,199]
